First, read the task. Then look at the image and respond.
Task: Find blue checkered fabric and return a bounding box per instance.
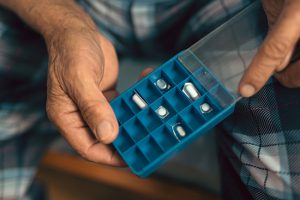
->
[77,0,252,55]
[220,78,300,200]
[3,0,298,199]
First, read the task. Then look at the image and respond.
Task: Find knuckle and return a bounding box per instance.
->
[263,39,290,65]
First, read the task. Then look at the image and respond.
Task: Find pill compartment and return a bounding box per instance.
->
[114,127,135,152]
[192,68,218,91]
[164,88,190,112]
[137,108,162,132]
[166,115,192,141]
[123,146,150,172]
[192,95,221,120]
[123,117,148,143]
[162,60,190,84]
[112,1,268,177]
[209,85,235,108]
[151,97,176,121]
[111,99,134,123]
[149,69,174,93]
[179,105,205,131]
[135,80,161,104]
[122,89,146,114]
[138,136,164,161]
[178,76,206,102]
[151,126,178,152]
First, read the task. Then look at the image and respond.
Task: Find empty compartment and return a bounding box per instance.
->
[166,115,192,141]
[114,127,135,152]
[193,68,218,91]
[151,97,176,121]
[149,70,174,93]
[137,136,163,161]
[123,146,149,172]
[179,77,205,102]
[111,98,134,123]
[162,60,189,84]
[180,105,205,131]
[164,88,190,112]
[136,80,161,104]
[122,89,146,114]
[124,117,149,142]
[137,108,162,132]
[151,126,178,151]
[193,95,221,120]
[209,84,235,108]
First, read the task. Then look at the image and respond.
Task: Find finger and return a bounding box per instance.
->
[84,141,125,166]
[138,68,153,80]
[64,123,124,166]
[275,60,300,88]
[239,1,300,97]
[63,124,124,166]
[69,74,119,144]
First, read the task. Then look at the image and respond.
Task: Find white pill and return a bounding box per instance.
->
[200,103,212,113]
[156,106,169,118]
[176,125,186,137]
[156,79,168,90]
[182,82,200,101]
[132,93,147,109]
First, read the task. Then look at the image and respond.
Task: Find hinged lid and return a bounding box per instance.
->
[178,1,268,107]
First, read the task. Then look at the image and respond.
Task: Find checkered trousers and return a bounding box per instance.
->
[220,78,300,200]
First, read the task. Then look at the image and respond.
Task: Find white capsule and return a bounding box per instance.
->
[200,103,212,113]
[156,79,170,90]
[155,106,169,118]
[132,93,147,109]
[175,125,186,137]
[182,82,200,101]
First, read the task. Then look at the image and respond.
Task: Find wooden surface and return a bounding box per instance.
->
[40,151,219,200]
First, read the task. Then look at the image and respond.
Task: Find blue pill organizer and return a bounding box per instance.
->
[110,1,267,177]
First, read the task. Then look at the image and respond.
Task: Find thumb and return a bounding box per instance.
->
[72,81,119,144]
[239,1,300,97]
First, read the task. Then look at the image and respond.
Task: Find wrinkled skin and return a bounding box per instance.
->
[239,0,300,97]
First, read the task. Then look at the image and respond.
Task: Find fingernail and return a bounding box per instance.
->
[96,121,113,141]
[241,84,256,97]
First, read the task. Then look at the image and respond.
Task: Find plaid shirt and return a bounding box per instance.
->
[2,0,299,199]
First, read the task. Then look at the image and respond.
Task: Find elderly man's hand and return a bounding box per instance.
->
[45,26,126,165]
[239,0,300,97]
[0,0,155,166]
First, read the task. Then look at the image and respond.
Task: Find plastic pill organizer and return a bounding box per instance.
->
[111,1,268,177]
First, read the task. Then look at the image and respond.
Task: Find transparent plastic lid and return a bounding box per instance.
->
[178,1,268,106]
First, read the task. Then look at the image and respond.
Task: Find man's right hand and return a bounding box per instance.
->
[239,0,300,97]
